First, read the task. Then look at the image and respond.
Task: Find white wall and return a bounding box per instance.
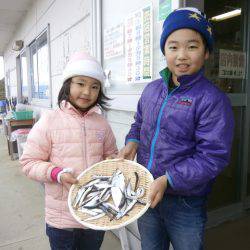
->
[4,0,94,112]
[101,2,183,246]
[102,0,182,150]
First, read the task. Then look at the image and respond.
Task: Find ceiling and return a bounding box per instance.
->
[0,0,34,56]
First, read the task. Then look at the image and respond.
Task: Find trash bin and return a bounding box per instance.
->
[11,128,31,159]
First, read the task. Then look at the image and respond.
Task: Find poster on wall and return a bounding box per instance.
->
[158,0,180,21]
[219,49,246,79]
[104,24,124,60]
[125,5,152,84]
[159,0,172,21]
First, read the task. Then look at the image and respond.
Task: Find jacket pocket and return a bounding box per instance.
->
[162,105,195,139]
[45,182,63,200]
[87,130,105,157]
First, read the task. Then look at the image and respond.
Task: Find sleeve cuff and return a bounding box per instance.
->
[165,170,174,188]
[57,168,73,183]
[126,138,140,144]
[51,167,63,182]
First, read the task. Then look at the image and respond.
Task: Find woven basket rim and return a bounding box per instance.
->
[68,159,154,230]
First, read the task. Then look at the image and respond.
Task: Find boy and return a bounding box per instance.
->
[118,7,234,250]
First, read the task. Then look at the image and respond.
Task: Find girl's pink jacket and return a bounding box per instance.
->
[20,101,118,229]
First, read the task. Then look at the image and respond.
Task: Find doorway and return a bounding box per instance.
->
[204,0,248,211]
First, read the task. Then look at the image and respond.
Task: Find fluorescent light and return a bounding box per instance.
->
[210,9,241,22]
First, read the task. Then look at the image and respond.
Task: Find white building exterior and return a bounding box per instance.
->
[3,0,250,249]
[3,0,183,150]
[3,1,183,249]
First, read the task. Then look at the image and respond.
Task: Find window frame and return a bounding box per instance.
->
[17,48,29,104]
[28,25,52,108]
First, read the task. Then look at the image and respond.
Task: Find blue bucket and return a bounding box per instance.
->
[0,100,6,107]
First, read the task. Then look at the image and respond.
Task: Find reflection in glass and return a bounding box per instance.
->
[208,107,242,210]
[205,1,245,93]
[30,31,49,100]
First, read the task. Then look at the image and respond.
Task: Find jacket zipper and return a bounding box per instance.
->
[147,86,179,171]
[82,118,88,169]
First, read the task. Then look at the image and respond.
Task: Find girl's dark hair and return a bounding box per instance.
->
[57,78,111,111]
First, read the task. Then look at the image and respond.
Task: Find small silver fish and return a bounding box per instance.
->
[83,196,102,209]
[111,186,124,209]
[84,212,106,221]
[78,186,93,207]
[72,186,86,208]
[83,179,101,188]
[116,199,137,219]
[79,207,103,216]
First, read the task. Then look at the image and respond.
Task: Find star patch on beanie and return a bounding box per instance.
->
[160,7,214,55]
[62,52,105,85]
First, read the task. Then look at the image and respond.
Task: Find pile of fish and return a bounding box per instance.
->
[72,169,146,222]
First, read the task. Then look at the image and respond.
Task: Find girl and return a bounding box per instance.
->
[20,52,118,250]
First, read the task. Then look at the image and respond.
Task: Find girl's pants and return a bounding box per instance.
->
[46,224,105,250]
[138,194,207,250]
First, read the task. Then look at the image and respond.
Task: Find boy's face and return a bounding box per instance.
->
[164,28,209,84]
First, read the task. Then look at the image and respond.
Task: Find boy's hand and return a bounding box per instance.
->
[60,173,78,191]
[149,175,167,208]
[117,141,138,160]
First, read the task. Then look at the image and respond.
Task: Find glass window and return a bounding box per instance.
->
[204,0,246,210]
[29,30,50,100]
[205,1,245,93]
[5,70,10,98]
[20,51,28,103]
[208,107,242,210]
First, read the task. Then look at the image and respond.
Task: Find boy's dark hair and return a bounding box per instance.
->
[57,78,111,111]
[194,30,209,53]
[202,37,208,52]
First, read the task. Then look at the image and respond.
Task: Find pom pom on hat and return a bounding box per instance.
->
[160,7,214,55]
[62,52,104,85]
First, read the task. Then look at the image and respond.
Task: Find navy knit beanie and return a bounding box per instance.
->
[160,7,214,55]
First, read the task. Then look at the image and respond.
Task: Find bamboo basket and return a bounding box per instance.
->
[68,159,154,230]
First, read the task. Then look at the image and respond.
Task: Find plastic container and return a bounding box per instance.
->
[17,135,28,159]
[11,129,31,159]
[13,111,33,120]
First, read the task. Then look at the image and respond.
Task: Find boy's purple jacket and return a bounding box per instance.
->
[126,68,234,196]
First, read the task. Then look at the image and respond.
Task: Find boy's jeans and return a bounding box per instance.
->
[46,224,105,250]
[138,194,207,250]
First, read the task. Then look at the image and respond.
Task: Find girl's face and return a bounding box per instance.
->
[164,28,209,84]
[69,76,101,112]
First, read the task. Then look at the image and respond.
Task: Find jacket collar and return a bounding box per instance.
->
[59,100,100,117]
[160,67,205,89]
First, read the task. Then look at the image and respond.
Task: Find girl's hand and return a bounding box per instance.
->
[149,175,168,208]
[117,141,138,160]
[60,173,78,191]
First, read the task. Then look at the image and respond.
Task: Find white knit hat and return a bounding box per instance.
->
[62,52,105,85]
